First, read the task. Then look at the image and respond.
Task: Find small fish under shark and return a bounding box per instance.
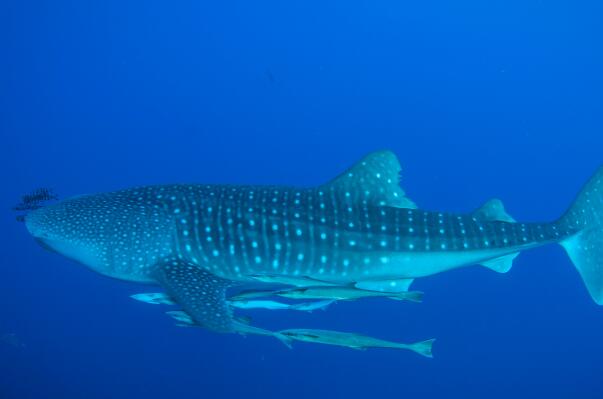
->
[21,150,603,356]
[165,309,433,357]
[230,299,334,312]
[279,329,435,357]
[133,290,424,351]
[131,292,334,312]
[229,286,423,302]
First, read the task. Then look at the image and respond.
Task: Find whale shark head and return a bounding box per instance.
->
[25,198,105,270]
[22,187,175,283]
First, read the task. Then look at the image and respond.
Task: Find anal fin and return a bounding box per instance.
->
[153,259,235,333]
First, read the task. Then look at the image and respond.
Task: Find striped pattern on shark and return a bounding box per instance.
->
[24,151,603,341]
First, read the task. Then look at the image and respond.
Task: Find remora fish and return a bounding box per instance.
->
[131,293,176,305]
[23,150,603,338]
[279,328,435,357]
[247,274,338,287]
[230,286,424,302]
[230,299,335,312]
[166,310,292,347]
[131,292,334,312]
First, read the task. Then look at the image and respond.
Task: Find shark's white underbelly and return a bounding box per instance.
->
[331,244,539,282]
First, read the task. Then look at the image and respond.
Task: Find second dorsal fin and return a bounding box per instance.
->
[321,150,416,209]
[473,199,515,222]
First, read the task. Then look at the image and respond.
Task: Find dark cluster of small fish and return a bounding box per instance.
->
[13,188,58,222]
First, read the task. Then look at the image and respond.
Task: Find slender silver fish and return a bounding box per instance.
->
[247,274,338,287]
[231,286,423,302]
[131,292,334,312]
[230,299,335,312]
[166,310,292,347]
[131,293,175,305]
[279,328,435,357]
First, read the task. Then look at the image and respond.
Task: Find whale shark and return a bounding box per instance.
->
[23,150,603,345]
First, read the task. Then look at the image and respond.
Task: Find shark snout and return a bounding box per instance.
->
[24,209,44,238]
[25,209,65,254]
[24,205,104,269]
[24,207,53,239]
[24,204,75,248]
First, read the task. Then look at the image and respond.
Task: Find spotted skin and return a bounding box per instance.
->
[154,258,234,332]
[25,183,576,280]
[26,183,570,282]
[23,151,603,333]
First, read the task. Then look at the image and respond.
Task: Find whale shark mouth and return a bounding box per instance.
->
[32,235,102,271]
[34,237,60,254]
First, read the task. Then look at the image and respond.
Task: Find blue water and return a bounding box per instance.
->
[1,1,602,398]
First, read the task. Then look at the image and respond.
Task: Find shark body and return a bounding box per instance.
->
[24,151,603,338]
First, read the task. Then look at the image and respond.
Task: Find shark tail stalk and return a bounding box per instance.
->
[558,166,603,304]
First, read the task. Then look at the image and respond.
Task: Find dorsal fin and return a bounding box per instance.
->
[321,150,416,209]
[473,199,515,223]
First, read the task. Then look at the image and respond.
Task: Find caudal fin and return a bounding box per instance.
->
[559,166,603,304]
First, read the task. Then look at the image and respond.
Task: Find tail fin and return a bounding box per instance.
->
[408,338,435,358]
[559,166,603,304]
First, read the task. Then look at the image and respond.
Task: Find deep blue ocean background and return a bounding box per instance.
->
[1,1,602,398]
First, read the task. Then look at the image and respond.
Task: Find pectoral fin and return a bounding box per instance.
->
[153,259,235,333]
